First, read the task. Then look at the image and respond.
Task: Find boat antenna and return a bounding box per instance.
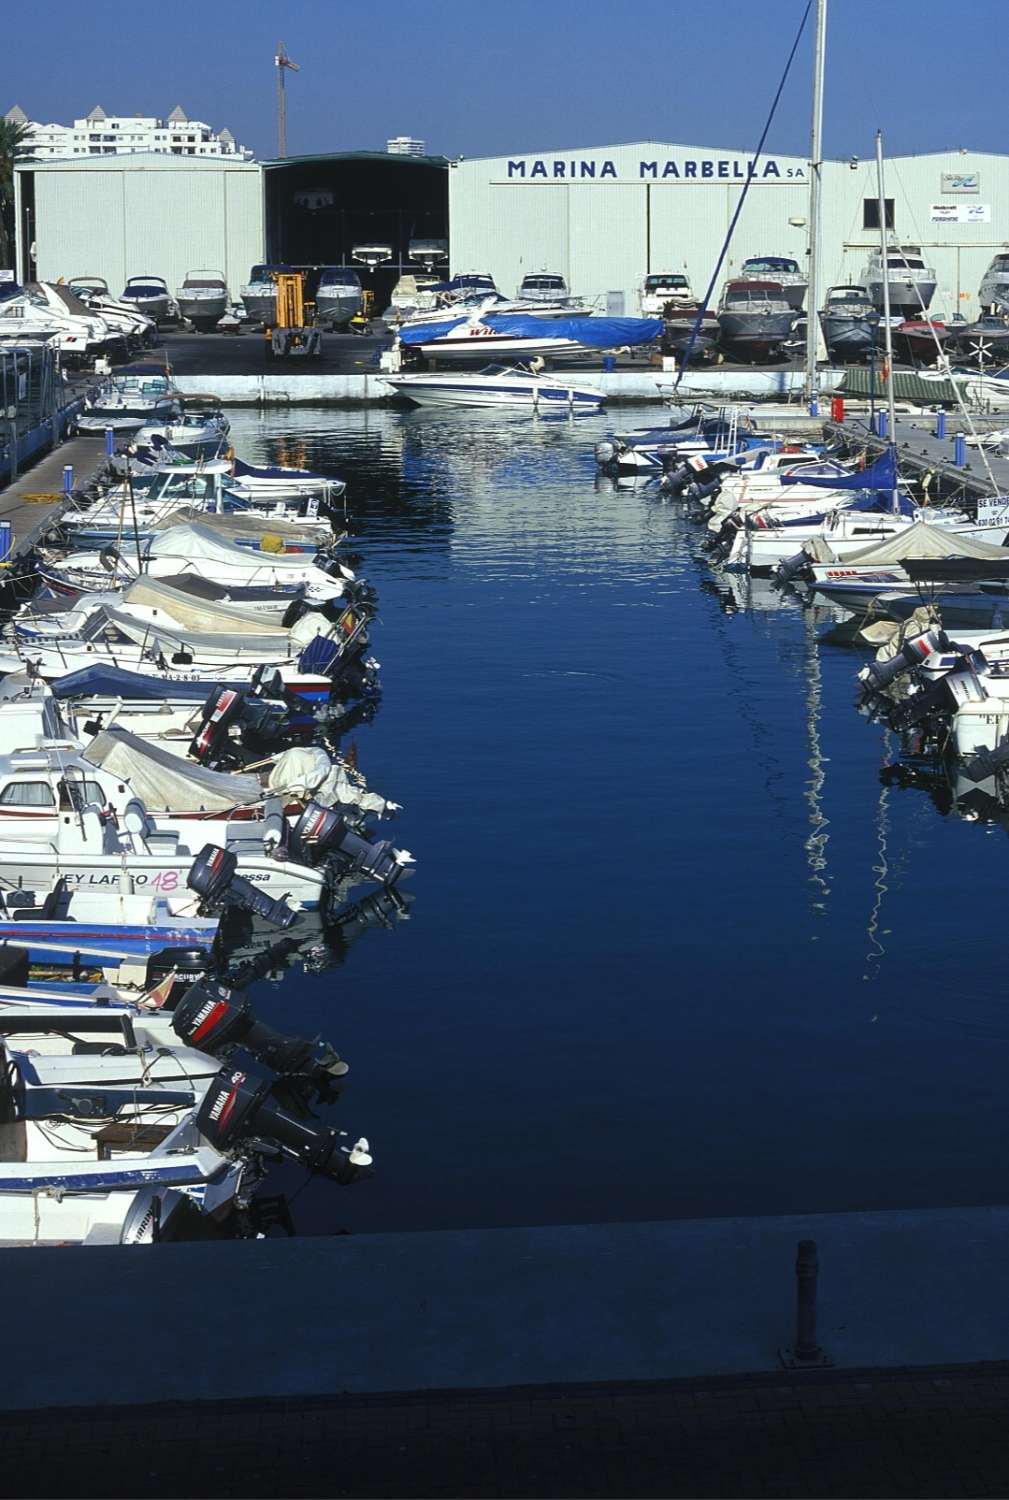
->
[275,43,300,159]
[874,130,899,513]
[803,0,827,409]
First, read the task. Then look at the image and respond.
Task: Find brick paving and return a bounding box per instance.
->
[5,1362,1009,1498]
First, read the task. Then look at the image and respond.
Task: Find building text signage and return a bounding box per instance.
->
[502,157,804,182]
[930,202,991,223]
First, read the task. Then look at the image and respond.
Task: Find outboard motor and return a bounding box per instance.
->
[171,979,348,1097]
[888,661,987,732]
[290,801,408,887]
[189,687,246,763]
[858,628,949,693]
[594,440,618,470]
[775,547,812,587]
[960,739,1009,784]
[187,845,297,929]
[196,1065,372,1184]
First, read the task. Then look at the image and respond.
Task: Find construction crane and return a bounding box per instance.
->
[275,42,299,159]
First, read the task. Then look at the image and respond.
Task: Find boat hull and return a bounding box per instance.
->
[177,293,227,329]
[241,291,276,326]
[716,311,795,358]
[864,275,937,321]
[384,376,604,410]
[819,312,878,357]
[316,291,364,329]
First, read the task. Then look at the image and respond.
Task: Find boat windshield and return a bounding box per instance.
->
[248,265,290,283]
[318,268,362,288]
[827,287,869,303]
[743,257,800,275]
[478,364,521,377]
[521,276,566,291]
[123,283,167,298]
[126,277,167,290]
[644,274,688,291]
[450,275,497,292]
[886,255,924,270]
[989,257,1009,272]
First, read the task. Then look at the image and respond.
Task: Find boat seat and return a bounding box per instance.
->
[122,799,154,840]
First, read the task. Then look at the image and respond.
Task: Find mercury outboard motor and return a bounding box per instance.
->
[187,845,297,928]
[171,979,348,1097]
[858,628,949,692]
[290,801,407,886]
[196,1065,372,1184]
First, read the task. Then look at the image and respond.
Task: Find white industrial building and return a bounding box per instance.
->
[449,141,1009,318]
[4,104,251,160]
[13,155,263,300]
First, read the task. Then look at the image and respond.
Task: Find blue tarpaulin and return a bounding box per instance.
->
[52,665,222,703]
[779,446,898,492]
[399,315,663,348]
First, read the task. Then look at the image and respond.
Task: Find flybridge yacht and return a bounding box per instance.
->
[176,270,229,331]
[737,256,807,310]
[978,254,1009,314]
[314,267,364,329]
[121,276,178,325]
[859,243,937,320]
[639,273,692,316]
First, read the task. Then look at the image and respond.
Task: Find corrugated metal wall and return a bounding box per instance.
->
[31,159,263,303]
[451,143,1009,318]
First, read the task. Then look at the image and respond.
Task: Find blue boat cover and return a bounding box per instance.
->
[232,457,325,480]
[399,314,663,348]
[780,446,897,491]
[52,665,220,703]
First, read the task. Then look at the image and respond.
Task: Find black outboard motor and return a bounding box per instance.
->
[171,979,348,1097]
[960,739,1009,783]
[858,629,950,692]
[888,661,987,732]
[196,1065,372,1184]
[189,687,246,763]
[187,845,297,929]
[290,802,405,886]
[775,546,813,587]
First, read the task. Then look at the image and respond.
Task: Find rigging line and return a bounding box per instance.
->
[672,0,814,389]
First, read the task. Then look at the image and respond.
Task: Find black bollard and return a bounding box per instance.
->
[779,1238,832,1369]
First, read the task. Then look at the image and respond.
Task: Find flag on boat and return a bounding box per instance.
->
[779,446,898,492]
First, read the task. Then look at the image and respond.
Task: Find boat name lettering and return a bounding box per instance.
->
[504,158,802,182]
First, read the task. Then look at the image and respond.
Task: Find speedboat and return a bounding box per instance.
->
[240,265,289,326]
[716,281,795,360]
[640,273,692,316]
[75,367,180,434]
[314,267,364,329]
[68,279,157,350]
[121,276,178,325]
[397,307,660,365]
[859,244,936,320]
[892,318,948,365]
[176,270,229,331]
[819,285,879,360]
[978,254,1009,314]
[0,284,111,366]
[133,395,230,458]
[383,362,605,410]
[444,273,499,302]
[519,272,575,305]
[737,256,807,310]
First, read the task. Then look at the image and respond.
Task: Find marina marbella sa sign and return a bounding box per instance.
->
[500,157,806,182]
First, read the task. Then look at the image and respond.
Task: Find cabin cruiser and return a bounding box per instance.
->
[818,285,879,360]
[518,272,575,305]
[314,267,364,329]
[640,273,693,316]
[661,303,720,362]
[716,280,795,360]
[0,285,112,366]
[892,318,948,365]
[121,276,179,325]
[75,367,179,434]
[382,274,443,324]
[240,265,289,326]
[176,270,229,331]
[350,243,393,270]
[383,362,605,410]
[737,256,807,310]
[978,255,1009,314]
[859,244,936,320]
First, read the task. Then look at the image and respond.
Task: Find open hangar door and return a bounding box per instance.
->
[263,152,449,310]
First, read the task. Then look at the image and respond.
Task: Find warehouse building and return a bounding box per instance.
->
[448,141,1009,318]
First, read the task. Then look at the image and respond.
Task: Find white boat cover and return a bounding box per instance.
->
[82,726,261,813]
[268,746,388,813]
[122,576,290,634]
[806,521,1009,566]
[104,608,294,658]
[148,524,322,574]
[168,507,331,545]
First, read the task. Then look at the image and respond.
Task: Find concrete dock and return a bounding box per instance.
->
[0,431,101,554]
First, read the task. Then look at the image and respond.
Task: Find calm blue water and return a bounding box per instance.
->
[226,406,1009,1234]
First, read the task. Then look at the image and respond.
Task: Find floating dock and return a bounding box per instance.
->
[830,413,1009,501]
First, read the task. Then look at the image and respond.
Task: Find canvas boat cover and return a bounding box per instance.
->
[104,608,294,658]
[166,508,328,546]
[146,523,326,574]
[153,573,307,606]
[806,520,1009,566]
[121,576,290,633]
[51,664,227,704]
[399,314,663,348]
[780,448,897,491]
[83,726,261,813]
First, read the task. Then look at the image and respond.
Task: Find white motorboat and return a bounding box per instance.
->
[240,265,287,326]
[728,504,984,574]
[351,243,393,270]
[134,395,230,457]
[383,274,444,325]
[176,270,229,331]
[859,243,937,320]
[76,367,179,434]
[121,276,179,325]
[314,267,364,329]
[639,272,692,316]
[383,362,605,410]
[809,520,1009,606]
[978,254,1009,315]
[518,272,575,305]
[0,284,111,365]
[68,277,158,348]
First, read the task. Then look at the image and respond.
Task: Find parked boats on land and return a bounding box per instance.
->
[859,244,937,320]
[314,268,364,329]
[121,276,178,325]
[176,270,229,331]
[240,265,289,326]
[737,256,807,310]
[819,285,879,360]
[639,273,692,316]
[978,254,1009,314]
[716,280,795,360]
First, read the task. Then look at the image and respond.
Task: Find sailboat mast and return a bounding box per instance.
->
[874,130,898,446]
[804,0,827,407]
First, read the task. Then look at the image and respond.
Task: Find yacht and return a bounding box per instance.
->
[408,238,448,272]
[737,256,807,310]
[639,273,692,316]
[859,243,937,320]
[176,270,229,331]
[818,285,879,360]
[240,265,290,326]
[978,254,1009,314]
[518,272,573,305]
[716,280,796,360]
[383,363,605,410]
[121,276,178,325]
[314,267,364,329]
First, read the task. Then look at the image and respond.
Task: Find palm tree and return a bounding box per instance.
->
[0,118,32,271]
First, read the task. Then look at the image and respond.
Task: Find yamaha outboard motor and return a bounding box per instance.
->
[775,547,813,587]
[172,979,348,1097]
[197,1066,372,1184]
[189,687,245,763]
[187,845,297,928]
[290,801,408,886]
[859,629,950,692]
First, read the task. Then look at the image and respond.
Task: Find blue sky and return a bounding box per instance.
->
[6,0,1005,162]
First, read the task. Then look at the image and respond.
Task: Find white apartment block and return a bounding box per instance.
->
[4,103,252,160]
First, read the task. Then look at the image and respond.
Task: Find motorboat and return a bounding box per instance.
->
[350,243,393,270]
[133,395,230,459]
[68,279,157,350]
[518,272,576,305]
[978,254,1009,314]
[176,270,229,331]
[75,367,179,434]
[408,239,448,272]
[444,273,499,303]
[859,244,937,320]
[0,284,111,366]
[639,273,693,316]
[818,285,879,360]
[660,303,721,362]
[892,317,948,366]
[736,256,807,310]
[382,274,444,325]
[397,308,660,366]
[809,521,1009,608]
[314,267,364,329]
[121,276,179,325]
[945,314,1009,367]
[240,265,289,326]
[716,281,795,360]
[383,362,605,410]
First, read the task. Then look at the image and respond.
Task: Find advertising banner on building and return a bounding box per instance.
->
[930,202,991,223]
[941,172,980,194]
